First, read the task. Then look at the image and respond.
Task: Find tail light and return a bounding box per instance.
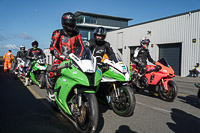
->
[49,72,55,78]
[20,65,23,68]
[131,64,136,69]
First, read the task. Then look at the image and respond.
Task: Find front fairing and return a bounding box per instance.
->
[146,60,175,85]
[32,62,48,71]
[54,58,102,116]
[102,60,130,81]
[56,61,102,87]
[155,62,175,77]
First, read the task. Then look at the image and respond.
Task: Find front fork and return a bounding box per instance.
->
[113,83,120,97]
[71,88,82,116]
[160,79,171,93]
[107,83,120,103]
[74,88,82,107]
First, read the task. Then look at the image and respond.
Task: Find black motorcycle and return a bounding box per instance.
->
[194,82,200,103]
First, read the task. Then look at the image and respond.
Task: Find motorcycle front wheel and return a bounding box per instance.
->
[159,80,178,102]
[75,93,99,133]
[39,73,45,89]
[111,85,136,117]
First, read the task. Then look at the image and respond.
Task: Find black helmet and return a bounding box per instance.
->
[61,12,76,32]
[32,40,38,48]
[93,27,107,45]
[93,27,107,37]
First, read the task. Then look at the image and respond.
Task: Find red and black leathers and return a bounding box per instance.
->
[86,39,117,65]
[50,29,84,70]
[132,46,155,74]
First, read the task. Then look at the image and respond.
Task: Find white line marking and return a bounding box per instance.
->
[137,101,172,113]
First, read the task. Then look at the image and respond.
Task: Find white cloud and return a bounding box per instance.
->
[0,44,19,50]
[20,32,33,40]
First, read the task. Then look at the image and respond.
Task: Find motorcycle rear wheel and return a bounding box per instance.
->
[159,80,178,102]
[75,93,99,133]
[198,90,200,103]
[111,85,136,117]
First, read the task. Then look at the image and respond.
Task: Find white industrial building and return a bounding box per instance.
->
[106,9,200,77]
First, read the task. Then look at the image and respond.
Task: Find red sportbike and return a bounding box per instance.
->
[130,58,178,102]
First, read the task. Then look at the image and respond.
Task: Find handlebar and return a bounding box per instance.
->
[57,62,72,69]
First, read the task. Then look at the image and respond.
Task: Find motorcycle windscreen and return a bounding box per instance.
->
[73,47,92,60]
[157,58,170,67]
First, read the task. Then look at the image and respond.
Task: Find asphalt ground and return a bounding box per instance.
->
[0,64,200,133]
[0,66,78,133]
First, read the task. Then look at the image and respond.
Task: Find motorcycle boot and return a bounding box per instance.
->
[25,77,29,86]
[47,88,55,102]
[46,71,57,102]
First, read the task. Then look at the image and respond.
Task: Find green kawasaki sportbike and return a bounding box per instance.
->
[97,58,136,117]
[26,56,48,88]
[46,47,102,133]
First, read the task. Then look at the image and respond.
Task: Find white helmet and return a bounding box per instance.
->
[140,37,150,49]
[20,45,25,51]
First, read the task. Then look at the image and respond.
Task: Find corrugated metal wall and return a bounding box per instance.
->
[106,10,200,76]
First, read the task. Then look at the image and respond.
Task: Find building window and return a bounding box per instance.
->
[80,30,89,45]
[77,16,83,24]
[91,17,97,24]
[79,15,97,24]
[85,16,90,23]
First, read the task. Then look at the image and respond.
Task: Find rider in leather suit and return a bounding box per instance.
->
[86,27,118,68]
[50,12,84,71]
[132,37,155,76]
[13,45,27,72]
[26,40,45,77]
[48,12,84,101]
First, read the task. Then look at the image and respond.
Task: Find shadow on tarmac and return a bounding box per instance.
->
[95,102,135,133]
[177,95,200,109]
[0,67,78,133]
[167,108,200,133]
[115,125,137,133]
[95,104,107,133]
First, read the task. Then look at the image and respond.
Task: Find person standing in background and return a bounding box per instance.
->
[3,50,14,72]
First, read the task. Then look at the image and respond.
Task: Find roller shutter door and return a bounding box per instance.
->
[159,43,182,76]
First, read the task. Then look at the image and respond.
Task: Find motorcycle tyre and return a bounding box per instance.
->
[75,93,99,133]
[39,73,45,89]
[159,80,178,102]
[111,85,136,117]
[198,89,200,103]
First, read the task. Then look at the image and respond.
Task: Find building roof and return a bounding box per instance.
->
[123,9,200,29]
[77,23,120,29]
[74,11,133,21]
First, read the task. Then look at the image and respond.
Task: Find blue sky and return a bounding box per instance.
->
[0,0,199,56]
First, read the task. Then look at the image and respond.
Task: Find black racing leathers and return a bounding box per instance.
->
[26,48,45,60]
[16,51,28,59]
[26,48,45,77]
[86,39,117,65]
[14,50,28,70]
[132,46,155,74]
